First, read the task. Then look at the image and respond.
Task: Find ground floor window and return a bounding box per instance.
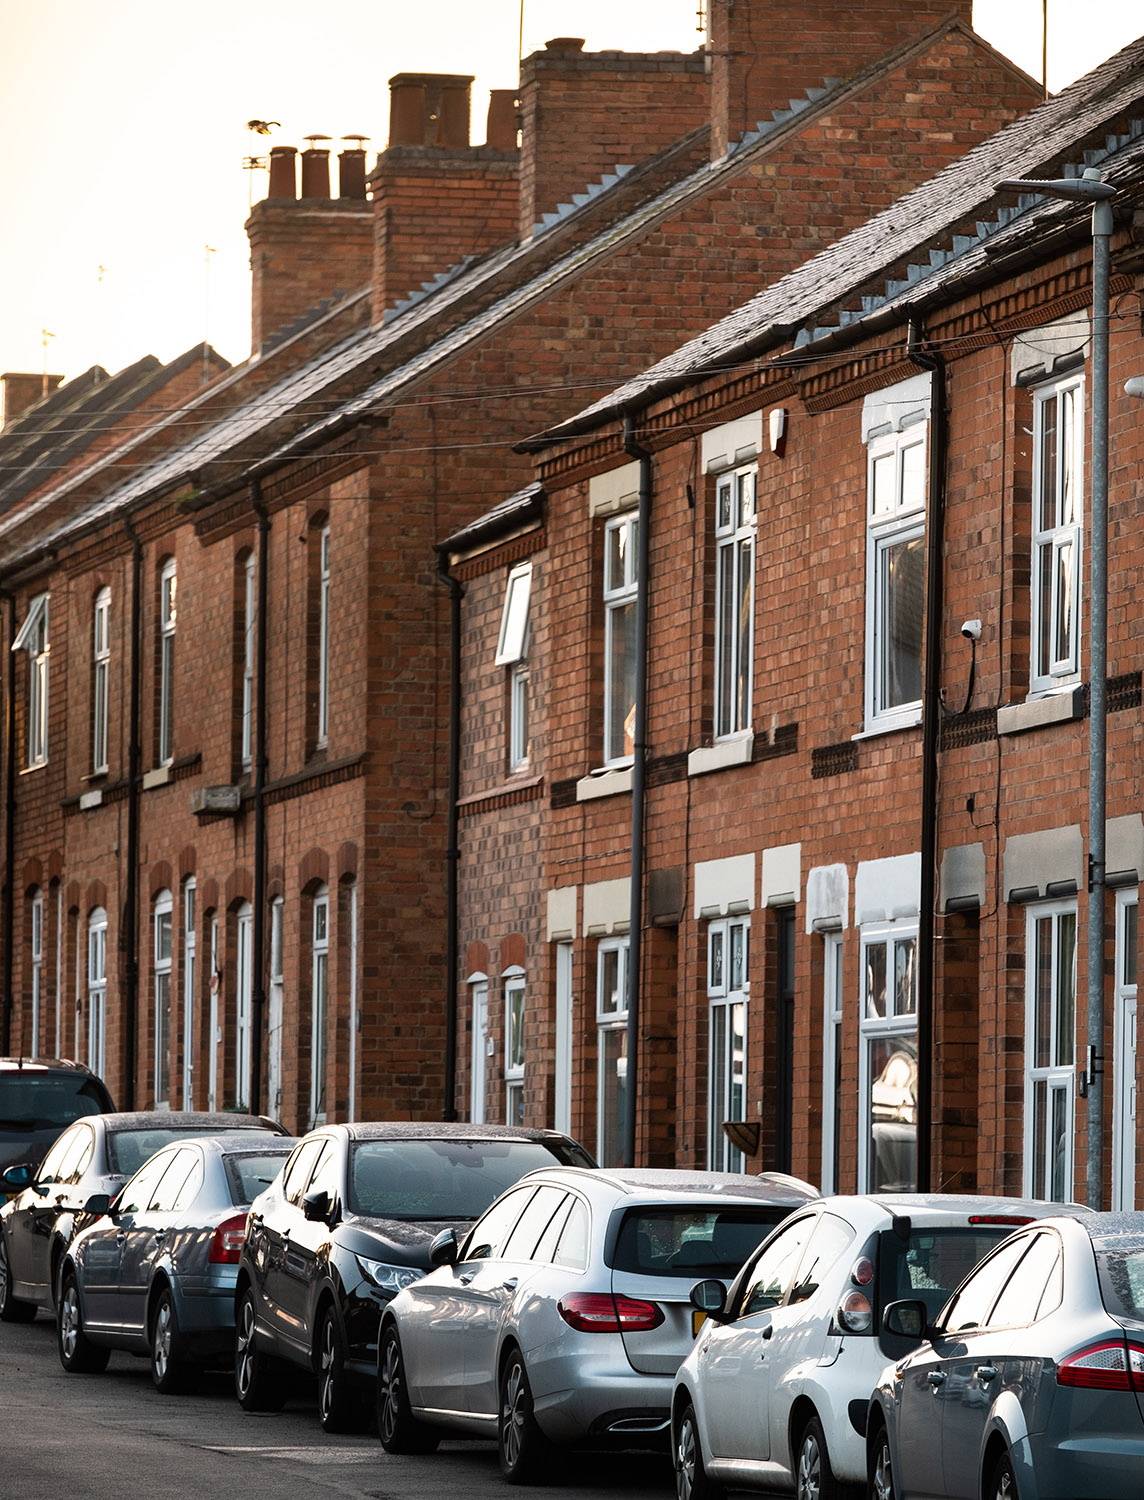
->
[1114,891,1138,1211]
[1024,900,1077,1202]
[505,970,525,1127]
[707,918,748,1171]
[597,938,629,1167]
[821,931,843,1194]
[859,922,918,1191]
[87,909,107,1079]
[154,891,173,1107]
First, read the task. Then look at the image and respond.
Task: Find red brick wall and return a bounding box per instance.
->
[247,198,373,353]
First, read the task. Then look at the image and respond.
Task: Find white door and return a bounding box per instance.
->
[1114,893,1138,1211]
[471,980,488,1123]
[236,903,253,1110]
[555,942,573,1134]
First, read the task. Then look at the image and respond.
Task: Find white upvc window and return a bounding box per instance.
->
[154,891,173,1107]
[1031,376,1084,694]
[182,880,196,1109]
[821,931,844,1195]
[13,592,50,767]
[87,908,107,1078]
[93,588,110,774]
[708,917,749,1170]
[858,922,918,1192]
[865,427,926,731]
[504,969,525,1127]
[159,560,176,765]
[317,526,331,747]
[470,975,489,1124]
[241,554,256,770]
[30,890,43,1056]
[267,897,284,1117]
[310,887,329,1125]
[1113,891,1138,1211]
[495,562,533,772]
[1024,900,1077,1202]
[603,513,639,766]
[714,466,756,740]
[596,938,629,1166]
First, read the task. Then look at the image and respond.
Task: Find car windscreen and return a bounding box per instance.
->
[348,1139,580,1220]
[610,1206,790,1277]
[0,1073,108,1131]
[224,1151,292,1207]
[878,1226,1019,1322]
[107,1126,280,1176]
[1096,1240,1144,1322]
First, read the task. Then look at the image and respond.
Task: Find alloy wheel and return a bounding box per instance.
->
[319,1312,336,1424]
[871,1435,895,1500]
[378,1335,401,1446]
[235,1296,255,1399]
[676,1411,698,1500]
[60,1282,81,1362]
[153,1297,173,1384]
[501,1359,526,1472]
[797,1426,822,1500]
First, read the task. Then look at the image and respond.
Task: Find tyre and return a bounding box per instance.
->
[377,1323,439,1454]
[989,1451,1019,1500]
[234,1287,286,1412]
[868,1422,897,1500]
[317,1304,365,1432]
[0,1232,36,1324]
[150,1285,195,1394]
[796,1414,847,1500]
[498,1347,552,1485]
[674,1401,725,1500]
[57,1270,110,1374]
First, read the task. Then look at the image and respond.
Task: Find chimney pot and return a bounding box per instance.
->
[338,148,368,200]
[389,81,427,146]
[486,90,518,151]
[301,146,331,198]
[544,37,585,52]
[267,145,297,199]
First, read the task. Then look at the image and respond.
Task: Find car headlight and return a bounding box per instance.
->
[355,1256,423,1295]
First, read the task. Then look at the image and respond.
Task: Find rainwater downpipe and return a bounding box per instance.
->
[622,415,652,1169]
[437,548,463,1123]
[1,593,14,1054]
[908,323,947,1195]
[123,518,143,1109]
[249,480,269,1116]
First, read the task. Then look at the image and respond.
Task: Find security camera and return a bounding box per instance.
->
[961,619,982,641]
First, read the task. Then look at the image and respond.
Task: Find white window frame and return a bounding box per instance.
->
[554,942,574,1135]
[159,559,176,765]
[13,593,50,767]
[1030,375,1084,695]
[93,588,110,774]
[864,424,926,731]
[87,908,107,1079]
[596,938,629,1166]
[858,921,918,1192]
[714,465,756,740]
[317,526,331,747]
[267,897,284,1117]
[495,562,532,665]
[707,917,749,1170]
[504,968,525,1127]
[182,880,196,1109]
[235,902,252,1111]
[154,891,173,1107]
[1113,889,1137,1211]
[346,881,358,1124]
[1023,899,1078,1203]
[821,931,844,1195]
[310,887,329,1126]
[509,662,530,771]
[241,554,256,770]
[30,890,43,1056]
[603,512,639,767]
[470,975,489,1124]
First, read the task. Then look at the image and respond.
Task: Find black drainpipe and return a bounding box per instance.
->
[123,519,143,1109]
[622,415,652,1169]
[908,323,948,1196]
[1,593,15,1055]
[249,480,269,1115]
[436,548,463,1122]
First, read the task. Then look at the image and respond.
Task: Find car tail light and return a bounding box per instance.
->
[557,1293,664,1333]
[836,1291,872,1333]
[850,1257,875,1287]
[967,1215,1033,1226]
[1057,1340,1144,1391]
[209,1212,248,1265]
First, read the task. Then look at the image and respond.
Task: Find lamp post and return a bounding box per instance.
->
[997,167,1115,1211]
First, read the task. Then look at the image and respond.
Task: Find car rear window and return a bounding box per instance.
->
[0,1072,109,1131]
[108,1126,279,1176]
[347,1139,586,1220]
[878,1227,1020,1321]
[1096,1244,1144,1321]
[225,1151,291,1206]
[610,1207,789,1277]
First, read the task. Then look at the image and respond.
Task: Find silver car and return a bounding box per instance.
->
[57,1133,295,1391]
[377,1166,818,1482]
[869,1212,1144,1500]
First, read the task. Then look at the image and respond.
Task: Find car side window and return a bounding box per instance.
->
[118,1155,173,1216]
[533,1196,575,1264]
[501,1186,569,1261]
[67,1128,95,1184]
[281,1138,324,1206]
[148,1148,199,1212]
[789,1213,854,1305]
[739,1214,817,1317]
[171,1155,205,1212]
[985,1233,1061,1330]
[306,1141,341,1206]
[552,1197,590,1270]
[942,1235,1033,1334]
[37,1127,81,1184]
[464,1186,536,1261]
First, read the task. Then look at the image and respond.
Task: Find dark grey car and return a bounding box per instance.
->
[57,1134,296,1391]
[0,1057,114,1184]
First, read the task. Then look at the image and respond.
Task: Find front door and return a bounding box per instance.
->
[1114,892,1138,1210]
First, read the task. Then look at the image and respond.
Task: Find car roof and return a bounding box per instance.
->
[329,1122,582,1145]
[97,1111,287,1133]
[0,1056,102,1075]
[1035,1210,1144,1251]
[812,1193,1090,1225]
[147,1133,298,1157]
[514,1166,813,1206]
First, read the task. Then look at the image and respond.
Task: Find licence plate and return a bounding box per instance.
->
[692,1309,707,1336]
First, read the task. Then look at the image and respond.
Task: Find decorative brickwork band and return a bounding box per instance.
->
[812,741,858,779]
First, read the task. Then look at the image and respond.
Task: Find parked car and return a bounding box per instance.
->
[0,1109,285,1322]
[377,1165,819,1481]
[234,1121,597,1431]
[55,1133,296,1390]
[0,1057,114,1185]
[671,1194,1084,1500]
[868,1212,1144,1500]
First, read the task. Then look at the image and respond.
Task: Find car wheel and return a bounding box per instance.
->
[57,1270,110,1374]
[869,1423,897,1500]
[674,1401,725,1500]
[796,1414,846,1500]
[989,1451,1019,1500]
[0,1231,36,1324]
[499,1347,552,1485]
[151,1286,195,1394]
[234,1287,286,1412]
[377,1323,439,1454]
[317,1304,365,1432]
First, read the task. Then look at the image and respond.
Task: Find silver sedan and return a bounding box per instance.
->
[377,1166,817,1482]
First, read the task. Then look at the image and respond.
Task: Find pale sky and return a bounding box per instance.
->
[0,1,1140,386]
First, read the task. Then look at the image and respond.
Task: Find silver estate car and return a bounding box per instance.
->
[869,1212,1144,1500]
[377,1166,818,1482]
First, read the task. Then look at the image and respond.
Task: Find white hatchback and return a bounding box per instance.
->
[671,1194,1077,1500]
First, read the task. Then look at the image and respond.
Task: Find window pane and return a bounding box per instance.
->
[1034,916,1053,1069]
[1037,537,1054,679]
[1061,386,1081,525]
[730,924,746,992]
[716,543,735,737]
[900,441,925,510]
[1124,903,1138,987]
[1056,911,1076,1068]
[508,985,525,1069]
[709,929,724,992]
[606,522,627,592]
[1050,1084,1069,1201]
[717,479,732,530]
[1054,538,1075,667]
[600,948,623,1015]
[868,1034,917,1191]
[894,938,916,1017]
[600,1028,627,1167]
[736,535,752,729]
[737,471,755,527]
[606,599,637,761]
[871,452,895,517]
[880,532,924,710]
[1032,1078,1047,1199]
[1038,396,1058,529]
[865,944,887,1019]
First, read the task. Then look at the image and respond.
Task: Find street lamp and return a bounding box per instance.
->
[996,167,1115,1211]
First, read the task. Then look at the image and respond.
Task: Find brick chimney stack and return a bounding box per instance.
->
[1,372,64,429]
[369,74,520,325]
[707,0,975,160]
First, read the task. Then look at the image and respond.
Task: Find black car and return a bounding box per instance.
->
[0,1109,285,1323]
[234,1122,596,1431]
[0,1058,114,1183]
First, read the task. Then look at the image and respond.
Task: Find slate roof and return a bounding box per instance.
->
[526,31,1144,448]
[437,481,544,558]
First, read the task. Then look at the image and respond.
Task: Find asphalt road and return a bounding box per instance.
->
[0,1312,679,1500]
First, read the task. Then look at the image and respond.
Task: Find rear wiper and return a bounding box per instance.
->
[0,1117,38,1129]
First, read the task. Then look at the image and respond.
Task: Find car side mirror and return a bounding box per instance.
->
[83,1192,113,1216]
[690,1279,728,1321]
[1,1164,33,1192]
[302,1188,335,1225]
[430,1227,459,1268]
[883,1299,931,1342]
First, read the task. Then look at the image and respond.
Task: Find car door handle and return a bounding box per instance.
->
[927,1371,947,1388]
[116,1231,126,1244]
[458,1272,476,1284]
[153,1231,165,1243]
[501,1278,518,1291]
[976,1366,998,1383]
[761,1324,773,1340]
